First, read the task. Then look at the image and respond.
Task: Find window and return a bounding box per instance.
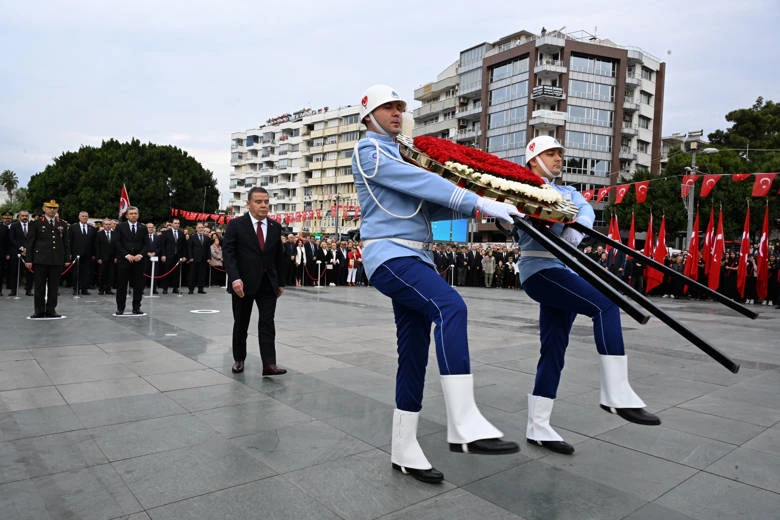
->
[312,154,323,162]
[460,69,482,93]
[641,67,653,80]
[490,57,529,82]
[342,114,359,125]
[341,149,353,159]
[229,179,237,189]
[570,55,616,77]
[312,170,322,178]
[326,135,338,145]
[567,106,613,127]
[339,166,352,176]
[490,86,510,105]
[488,107,527,129]
[325,151,338,161]
[277,159,290,168]
[640,91,653,105]
[565,157,611,176]
[443,110,455,120]
[327,119,339,127]
[637,140,649,153]
[312,137,324,147]
[245,177,256,187]
[510,80,528,100]
[325,168,336,177]
[460,45,487,67]
[565,131,611,152]
[487,134,508,152]
[638,116,651,129]
[568,80,613,102]
[342,130,360,142]
[313,121,325,130]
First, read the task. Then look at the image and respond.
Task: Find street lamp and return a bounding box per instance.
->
[680,130,718,249]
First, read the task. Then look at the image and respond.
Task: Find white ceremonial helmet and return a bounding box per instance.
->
[359,84,407,122]
[525,135,565,165]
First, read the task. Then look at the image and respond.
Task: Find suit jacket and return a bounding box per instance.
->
[9,221,28,256]
[25,217,70,265]
[146,232,162,256]
[188,233,212,262]
[68,222,97,260]
[222,213,287,296]
[95,229,116,261]
[115,221,149,263]
[0,224,8,258]
[160,228,188,260]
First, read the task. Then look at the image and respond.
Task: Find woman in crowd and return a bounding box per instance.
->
[482,248,496,288]
[208,232,224,286]
[294,238,306,287]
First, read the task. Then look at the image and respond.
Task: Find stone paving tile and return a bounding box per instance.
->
[57,376,160,404]
[0,386,66,413]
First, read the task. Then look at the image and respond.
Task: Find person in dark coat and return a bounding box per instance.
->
[68,211,97,295]
[24,200,71,318]
[95,218,116,295]
[115,207,149,315]
[187,222,212,294]
[159,218,188,294]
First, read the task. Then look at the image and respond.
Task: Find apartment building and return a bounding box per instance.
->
[414,28,665,226]
[230,105,366,237]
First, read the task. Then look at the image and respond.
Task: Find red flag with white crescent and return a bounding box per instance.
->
[700,174,721,198]
[681,174,699,198]
[119,184,130,218]
[645,216,667,294]
[756,204,770,300]
[707,209,725,291]
[634,181,650,204]
[732,173,751,182]
[596,186,611,203]
[751,173,777,197]
[736,207,751,298]
[582,189,594,202]
[642,213,654,260]
[614,184,629,204]
[702,206,715,275]
[683,211,700,292]
[628,212,636,250]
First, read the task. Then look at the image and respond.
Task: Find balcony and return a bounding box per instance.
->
[535,34,566,52]
[533,59,567,78]
[623,100,640,112]
[621,123,638,136]
[529,109,566,128]
[626,75,641,87]
[412,97,457,119]
[456,128,480,142]
[456,102,482,121]
[619,146,637,161]
[531,85,565,103]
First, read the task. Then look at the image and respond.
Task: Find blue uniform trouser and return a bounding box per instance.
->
[371,257,470,412]
[523,268,625,399]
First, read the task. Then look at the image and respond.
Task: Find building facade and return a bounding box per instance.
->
[230,106,366,237]
[414,29,665,227]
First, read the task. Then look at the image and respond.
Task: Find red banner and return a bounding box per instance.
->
[635,181,650,204]
[681,174,699,198]
[707,209,725,290]
[582,189,594,202]
[700,174,721,198]
[751,173,777,197]
[645,216,667,294]
[736,206,751,298]
[756,205,770,300]
[596,186,611,204]
[614,184,630,204]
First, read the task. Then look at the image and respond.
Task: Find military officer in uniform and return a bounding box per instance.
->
[24,200,71,318]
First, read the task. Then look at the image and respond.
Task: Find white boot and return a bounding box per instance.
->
[599,355,645,408]
[391,409,431,470]
[440,374,518,453]
[526,394,574,454]
[526,394,563,442]
[599,355,661,425]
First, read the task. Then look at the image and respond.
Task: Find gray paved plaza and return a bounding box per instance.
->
[0,284,778,519]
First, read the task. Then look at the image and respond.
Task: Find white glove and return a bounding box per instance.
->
[475,198,521,225]
[560,226,585,247]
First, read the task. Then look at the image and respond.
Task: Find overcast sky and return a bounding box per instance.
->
[2,0,778,206]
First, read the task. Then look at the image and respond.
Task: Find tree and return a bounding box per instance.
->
[26,139,220,223]
[0,187,28,215]
[0,169,19,201]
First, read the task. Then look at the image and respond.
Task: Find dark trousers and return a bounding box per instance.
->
[116,260,145,311]
[231,277,278,365]
[188,261,208,291]
[71,257,93,291]
[98,260,115,291]
[160,260,181,290]
[33,264,61,315]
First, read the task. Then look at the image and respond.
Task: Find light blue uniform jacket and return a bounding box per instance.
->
[517,179,595,284]
[352,132,479,279]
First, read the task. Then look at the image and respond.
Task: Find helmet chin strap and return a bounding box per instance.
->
[368,113,389,136]
[536,157,561,180]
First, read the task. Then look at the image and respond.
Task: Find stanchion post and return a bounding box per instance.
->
[14,255,22,300]
[449,264,455,287]
[73,255,80,298]
[316,260,321,287]
[149,257,157,296]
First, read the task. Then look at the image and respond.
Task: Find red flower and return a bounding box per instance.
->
[413,136,543,186]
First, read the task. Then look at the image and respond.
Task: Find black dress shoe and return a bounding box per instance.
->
[188,289,194,294]
[132,309,143,315]
[26,290,33,296]
[392,463,444,484]
[162,289,168,294]
[262,364,287,376]
[198,289,207,294]
[527,438,575,455]
[152,290,159,295]
[45,312,62,318]
[81,290,90,295]
[29,313,44,319]
[172,288,179,294]
[98,290,104,295]
[600,404,661,425]
[231,361,244,373]
[9,291,17,296]
[115,309,124,315]
[449,438,519,454]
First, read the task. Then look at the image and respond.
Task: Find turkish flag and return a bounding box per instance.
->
[700,174,721,198]
[681,174,699,198]
[736,207,751,298]
[732,173,751,182]
[582,189,594,202]
[751,173,777,197]
[642,213,654,260]
[315,208,322,219]
[119,184,131,218]
[596,186,611,203]
[756,205,770,300]
[635,181,650,203]
[707,209,725,291]
[606,214,619,251]
[614,184,630,204]
[683,211,700,292]
[645,216,667,294]
[627,212,636,250]
[702,206,715,275]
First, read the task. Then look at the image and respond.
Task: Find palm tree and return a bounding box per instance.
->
[0,169,19,201]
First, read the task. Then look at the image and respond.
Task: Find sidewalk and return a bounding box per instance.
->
[0,286,778,519]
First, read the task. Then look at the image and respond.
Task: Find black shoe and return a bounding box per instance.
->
[172,288,179,294]
[527,438,575,455]
[115,309,124,315]
[29,313,44,319]
[81,290,90,295]
[132,309,143,315]
[152,290,158,295]
[98,290,104,295]
[26,290,33,296]
[198,289,206,294]
[162,289,168,294]
[449,438,519,454]
[45,312,62,318]
[9,291,17,296]
[600,404,661,425]
[392,463,444,484]
[73,289,78,295]
[232,361,244,373]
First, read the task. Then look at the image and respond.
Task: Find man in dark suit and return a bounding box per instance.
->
[159,218,187,294]
[145,222,162,294]
[0,213,9,295]
[95,218,116,295]
[68,211,97,295]
[187,222,211,294]
[8,210,34,296]
[115,207,148,314]
[24,200,71,318]
[223,187,288,376]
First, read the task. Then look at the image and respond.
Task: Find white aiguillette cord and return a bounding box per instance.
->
[353,139,423,219]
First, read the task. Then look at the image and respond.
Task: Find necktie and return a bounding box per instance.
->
[131,224,136,234]
[256,221,265,251]
[150,234,153,242]
[107,231,111,242]
[82,225,87,235]
[23,224,27,236]
[174,231,178,241]
[199,234,203,244]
